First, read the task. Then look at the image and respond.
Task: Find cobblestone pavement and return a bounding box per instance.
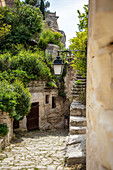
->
[0,129,72,170]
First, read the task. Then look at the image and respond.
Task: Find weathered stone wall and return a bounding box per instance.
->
[45,12,66,47]
[45,12,59,31]
[46,44,59,60]
[28,81,70,130]
[0,111,13,149]
[64,66,76,99]
[87,0,113,169]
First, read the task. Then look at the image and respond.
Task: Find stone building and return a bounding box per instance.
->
[18,81,70,131]
[45,12,66,47]
[87,0,113,169]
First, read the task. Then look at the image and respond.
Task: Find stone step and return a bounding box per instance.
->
[70,116,86,127]
[74,81,86,85]
[71,91,80,95]
[73,84,86,88]
[70,126,86,135]
[65,135,86,166]
[72,88,86,91]
[75,78,86,82]
[67,134,86,146]
[70,103,86,117]
[76,76,86,79]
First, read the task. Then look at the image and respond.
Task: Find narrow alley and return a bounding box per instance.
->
[0,129,71,170]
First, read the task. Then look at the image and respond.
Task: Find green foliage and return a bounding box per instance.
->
[0,80,31,120]
[46,81,57,88]
[25,0,50,19]
[77,4,88,31]
[38,28,63,50]
[0,70,31,85]
[0,50,51,80]
[13,80,31,120]
[75,80,82,85]
[0,124,9,137]
[69,4,88,75]
[0,2,43,50]
[0,80,17,115]
[0,7,11,41]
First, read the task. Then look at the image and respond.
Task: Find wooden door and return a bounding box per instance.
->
[27,102,39,131]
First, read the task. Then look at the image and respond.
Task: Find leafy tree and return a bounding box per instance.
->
[77,5,88,31]
[69,4,88,75]
[0,80,31,120]
[0,7,11,42]
[25,0,50,19]
[0,1,43,50]
[38,28,63,50]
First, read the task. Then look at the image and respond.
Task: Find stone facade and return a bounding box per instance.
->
[0,111,13,149]
[46,44,59,60]
[25,81,70,130]
[64,66,76,99]
[45,12,59,31]
[45,12,66,47]
[87,0,113,169]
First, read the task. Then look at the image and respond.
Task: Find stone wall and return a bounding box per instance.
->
[64,66,76,99]
[46,44,59,60]
[45,12,59,31]
[45,12,66,47]
[87,0,113,169]
[0,111,13,149]
[28,81,70,130]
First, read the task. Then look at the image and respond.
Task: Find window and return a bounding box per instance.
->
[45,95,49,104]
[52,97,56,108]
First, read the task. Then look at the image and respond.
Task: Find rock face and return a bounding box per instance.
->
[65,101,86,166]
[45,12,66,47]
[87,0,113,169]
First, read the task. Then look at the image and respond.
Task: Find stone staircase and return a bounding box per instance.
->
[71,74,86,100]
[65,74,86,167]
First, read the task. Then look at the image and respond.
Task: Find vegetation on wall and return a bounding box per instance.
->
[0,124,9,137]
[0,0,64,120]
[69,4,88,75]
[38,28,63,50]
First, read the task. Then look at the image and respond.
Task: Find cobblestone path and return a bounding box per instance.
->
[0,129,71,170]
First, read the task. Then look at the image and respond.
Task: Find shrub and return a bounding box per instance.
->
[0,124,9,137]
[0,50,52,81]
[0,80,31,120]
[38,28,63,50]
[13,80,31,120]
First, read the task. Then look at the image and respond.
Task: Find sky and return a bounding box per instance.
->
[48,0,88,48]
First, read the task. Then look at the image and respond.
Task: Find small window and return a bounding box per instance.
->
[52,97,56,108]
[45,95,49,104]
